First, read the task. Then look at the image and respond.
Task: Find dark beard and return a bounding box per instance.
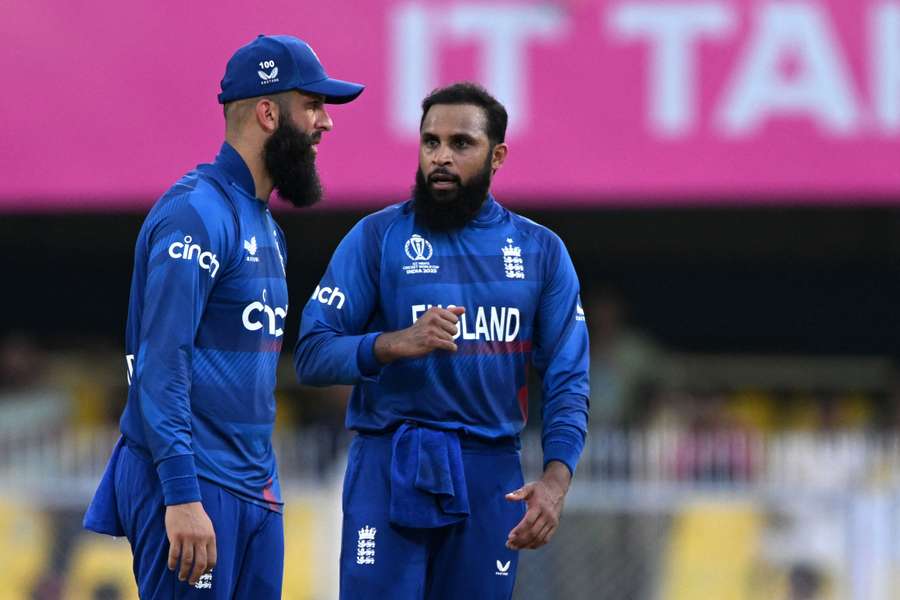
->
[412,158,492,232]
[262,114,323,208]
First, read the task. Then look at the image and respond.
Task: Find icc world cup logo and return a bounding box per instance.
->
[405,234,433,261]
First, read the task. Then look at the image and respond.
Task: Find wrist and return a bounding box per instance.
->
[373,330,402,364]
[541,460,572,494]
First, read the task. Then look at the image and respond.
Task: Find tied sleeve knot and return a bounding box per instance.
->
[389,422,470,528]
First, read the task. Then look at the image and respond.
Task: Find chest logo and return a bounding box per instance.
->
[242,289,287,337]
[403,234,439,275]
[244,236,260,263]
[502,238,525,280]
[404,234,432,261]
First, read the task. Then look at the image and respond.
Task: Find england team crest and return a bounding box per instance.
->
[502,238,525,279]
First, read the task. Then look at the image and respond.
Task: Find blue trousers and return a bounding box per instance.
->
[114,442,284,599]
[340,432,526,599]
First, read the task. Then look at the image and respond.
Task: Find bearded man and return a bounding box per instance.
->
[83,34,363,598]
[295,82,590,600]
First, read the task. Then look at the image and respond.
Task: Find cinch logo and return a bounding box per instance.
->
[311,285,346,309]
[242,293,287,337]
[168,235,220,278]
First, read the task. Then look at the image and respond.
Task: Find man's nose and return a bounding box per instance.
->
[433,143,452,165]
[317,107,333,132]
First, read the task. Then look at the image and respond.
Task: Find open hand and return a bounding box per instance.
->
[505,462,571,550]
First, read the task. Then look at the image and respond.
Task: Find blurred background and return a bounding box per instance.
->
[3,0,900,598]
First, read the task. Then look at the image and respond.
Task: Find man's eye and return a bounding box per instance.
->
[454,140,469,149]
[424,139,439,148]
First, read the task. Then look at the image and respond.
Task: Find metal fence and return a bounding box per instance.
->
[2,427,900,599]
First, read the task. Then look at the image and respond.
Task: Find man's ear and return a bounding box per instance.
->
[491,143,509,172]
[255,98,279,133]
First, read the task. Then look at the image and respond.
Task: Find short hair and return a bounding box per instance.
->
[223,93,292,121]
[420,82,508,145]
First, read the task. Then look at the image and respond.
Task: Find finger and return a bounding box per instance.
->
[541,523,559,546]
[527,522,554,549]
[431,328,455,342]
[505,483,533,501]
[178,543,194,582]
[189,545,207,585]
[207,538,218,572]
[435,318,459,336]
[507,506,542,544]
[432,306,465,322]
[517,516,547,549]
[432,339,458,353]
[429,307,462,324]
[167,538,181,572]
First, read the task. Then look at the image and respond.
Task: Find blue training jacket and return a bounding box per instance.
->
[295,195,590,474]
[108,142,287,511]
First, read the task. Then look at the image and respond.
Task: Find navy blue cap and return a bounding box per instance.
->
[218,35,364,105]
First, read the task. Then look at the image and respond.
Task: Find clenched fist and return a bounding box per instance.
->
[374,306,466,363]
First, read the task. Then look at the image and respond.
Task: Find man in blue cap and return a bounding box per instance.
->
[83,35,363,598]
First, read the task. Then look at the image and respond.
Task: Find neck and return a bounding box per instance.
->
[226,134,273,202]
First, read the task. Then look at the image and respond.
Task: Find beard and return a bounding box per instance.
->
[412,156,493,232]
[262,113,323,208]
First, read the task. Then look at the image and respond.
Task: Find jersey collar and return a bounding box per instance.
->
[213,142,257,199]
[469,193,504,228]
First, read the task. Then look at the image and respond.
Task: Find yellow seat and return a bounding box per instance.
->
[282,499,316,600]
[63,534,138,600]
[725,391,776,431]
[0,498,50,600]
[661,501,762,600]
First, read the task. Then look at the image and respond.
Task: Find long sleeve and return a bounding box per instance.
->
[531,233,590,476]
[133,198,231,505]
[294,217,382,386]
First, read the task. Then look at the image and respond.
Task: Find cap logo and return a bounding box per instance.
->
[257,60,279,84]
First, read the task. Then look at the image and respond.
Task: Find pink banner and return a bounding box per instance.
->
[2,0,899,211]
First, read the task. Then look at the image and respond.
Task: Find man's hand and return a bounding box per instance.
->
[504,461,572,550]
[165,502,217,586]
[374,307,466,363]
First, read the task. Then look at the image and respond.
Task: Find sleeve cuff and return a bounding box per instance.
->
[542,443,578,477]
[542,426,586,477]
[156,454,202,505]
[356,332,384,378]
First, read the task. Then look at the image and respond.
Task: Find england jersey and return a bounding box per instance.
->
[117,142,287,510]
[295,195,589,473]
